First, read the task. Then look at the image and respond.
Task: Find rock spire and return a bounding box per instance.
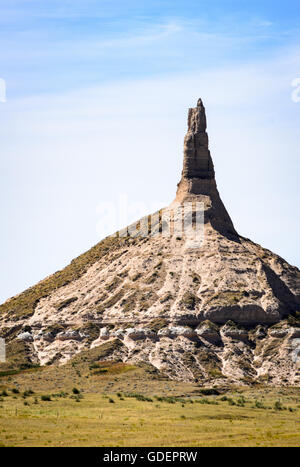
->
[176,99,236,238]
[182,98,215,180]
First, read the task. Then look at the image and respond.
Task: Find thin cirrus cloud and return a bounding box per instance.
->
[2,15,296,101]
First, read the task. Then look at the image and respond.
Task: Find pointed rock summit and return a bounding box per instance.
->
[1,99,300,386]
[176,99,236,237]
[180,98,214,182]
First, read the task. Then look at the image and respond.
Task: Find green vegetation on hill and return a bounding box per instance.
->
[0,236,126,320]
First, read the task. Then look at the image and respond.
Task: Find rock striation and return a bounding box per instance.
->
[1,99,300,386]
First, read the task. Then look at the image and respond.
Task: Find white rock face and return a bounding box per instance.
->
[100,327,110,339]
[17,332,33,342]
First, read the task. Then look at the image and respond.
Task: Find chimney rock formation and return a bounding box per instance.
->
[1,99,300,386]
[176,99,236,238]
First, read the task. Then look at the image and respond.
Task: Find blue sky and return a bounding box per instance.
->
[1,0,300,303]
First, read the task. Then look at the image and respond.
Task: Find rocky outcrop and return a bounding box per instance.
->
[1,98,300,386]
[176,99,237,238]
[181,98,215,181]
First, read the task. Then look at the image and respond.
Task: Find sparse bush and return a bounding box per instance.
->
[195,397,219,405]
[70,393,83,401]
[191,273,200,284]
[89,363,100,370]
[155,396,175,404]
[41,395,51,401]
[132,272,142,282]
[19,363,40,370]
[160,292,173,304]
[55,296,78,311]
[237,398,245,407]
[227,398,236,406]
[126,393,153,402]
[274,400,283,411]
[255,400,265,409]
[93,368,108,374]
[180,292,198,310]
[198,388,220,396]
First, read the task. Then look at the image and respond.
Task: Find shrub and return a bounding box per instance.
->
[227,398,236,406]
[93,368,108,374]
[22,389,34,398]
[19,363,40,370]
[195,398,219,405]
[89,363,100,370]
[72,387,80,394]
[41,395,51,401]
[181,292,197,310]
[274,400,283,411]
[132,273,142,282]
[160,292,173,304]
[109,398,115,404]
[55,296,78,311]
[1,390,8,397]
[12,388,20,394]
[255,400,265,409]
[191,273,200,284]
[198,388,220,396]
[126,393,153,402]
[237,398,245,407]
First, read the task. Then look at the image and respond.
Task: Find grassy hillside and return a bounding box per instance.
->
[0,236,125,320]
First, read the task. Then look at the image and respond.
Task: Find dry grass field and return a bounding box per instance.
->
[0,359,300,447]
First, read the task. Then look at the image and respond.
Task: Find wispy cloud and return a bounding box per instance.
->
[2,12,298,101]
